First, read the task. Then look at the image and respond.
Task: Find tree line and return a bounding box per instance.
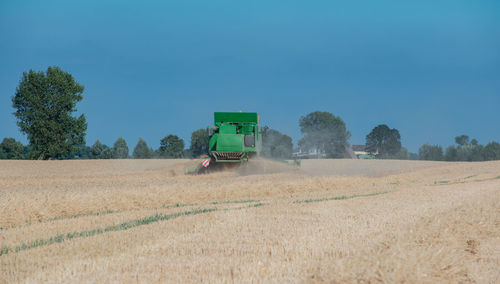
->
[2,66,499,161]
[0,130,293,160]
[419,135,500,161]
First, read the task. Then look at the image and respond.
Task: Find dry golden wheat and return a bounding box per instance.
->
[0,159,499,283]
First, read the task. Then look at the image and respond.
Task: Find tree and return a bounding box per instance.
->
[74,144,92,159]
[0,138,25,159]
[133,138,152,159]
[482,141,500,161]
[391,147,410,160]
[261,127,293,159]
[90,140,104,159]
[12,66,87,160]
[113,137,129,158]
[444,145,458,161]
[365,124,402,157]
[419,144,443,161]
[100,147,114,159]
[457,144,483,161]
[455,135,469,146]
[190,128,210,158]
[158,135,185,158]
[409,152,419,160]
[298,111,351,158]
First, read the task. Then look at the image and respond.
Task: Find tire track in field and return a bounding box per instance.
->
[0,191,389,256]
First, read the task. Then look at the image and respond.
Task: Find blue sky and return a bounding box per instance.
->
[1,0,499,152]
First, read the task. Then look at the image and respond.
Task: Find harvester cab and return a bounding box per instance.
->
[184,112,262,174]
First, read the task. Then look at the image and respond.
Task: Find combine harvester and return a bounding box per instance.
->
[185,112,262,174]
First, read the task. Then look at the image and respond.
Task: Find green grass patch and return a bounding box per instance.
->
[293,191,389,204]
[222,202,266,212]
[0,246,9,256]
[162,202,198,209]
[432,174,500,186]
[474,175,500,182]
[210,199,259,205]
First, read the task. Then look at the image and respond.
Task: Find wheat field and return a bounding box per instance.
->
[0,159,499,283]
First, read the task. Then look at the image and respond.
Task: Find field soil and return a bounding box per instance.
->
[0,159,499,283]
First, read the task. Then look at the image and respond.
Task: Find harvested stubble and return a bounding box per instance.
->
[0,159,499,283]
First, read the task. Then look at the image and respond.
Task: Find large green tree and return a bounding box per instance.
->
[298,111,351,158]
[0,138,25,159]
[12,66,87,160]
[419,144,443,161]
[133,138,153,159]
[190,128,210,158]
[113,137,129,159]
[158,135,185,158]
[365,124,402,157]
[261,127,293,159]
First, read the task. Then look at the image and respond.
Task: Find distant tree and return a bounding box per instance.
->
[419,144,443,161]
[365,124,402,157]
[470,144,484,161]
[11,66,87,160]
[149,147,157,158]
[133,138,152,159]
[158,135,185,158]
[74,144,92,159]
[90,140,104,159]
[409,152,419,160]
[444,145,458,161]
[298,111,351,158]
[0,138,25,159]
[482,141,500,161]
[470,139,478,146]
[100,147,114,159]
[455,135,469,146]
[261,127,293,159]
[457,144,483,161]
[190,128,210,158]
[391,147,410,160]
[113,137,129,159]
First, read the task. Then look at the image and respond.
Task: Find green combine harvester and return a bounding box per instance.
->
[185,112,262,174]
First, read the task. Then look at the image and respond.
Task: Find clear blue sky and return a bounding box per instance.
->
[1,0,499,152]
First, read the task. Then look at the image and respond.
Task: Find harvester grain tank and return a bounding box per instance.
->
[185,112,262,174]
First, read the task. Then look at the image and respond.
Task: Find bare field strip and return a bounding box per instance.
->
[0,159,499,283]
